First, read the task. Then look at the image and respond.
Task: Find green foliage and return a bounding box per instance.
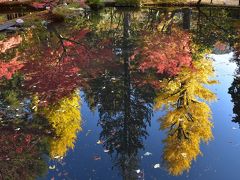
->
[87,0,103,5]
[116,0,140,5]
[2,90,19,107]
[0,33,6,41]
[52,3,83,17]
[0,73,23,107]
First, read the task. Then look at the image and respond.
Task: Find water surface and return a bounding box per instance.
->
[0,7,240,180]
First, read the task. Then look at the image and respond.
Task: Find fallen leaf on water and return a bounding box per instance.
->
[49,165,56,170]
[54,156,61,159]
[97,140,103,144]
[181,153,187,158]
[104,149,110,153]
[144,152,152,156]
[93,155,101,160]
[153,164,160,169]
[86,130,92,136]
[135,169,141,173]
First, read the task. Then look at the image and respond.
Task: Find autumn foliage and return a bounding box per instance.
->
[137,29,193,76]
[0,58,23,80]
[0,129,47,180]
[0,35,23,80]
[155,57,217,175]
[40,91,82,158]
[21,28,114,104]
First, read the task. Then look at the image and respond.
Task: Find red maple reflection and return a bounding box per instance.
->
[137,30,192,76]
[0,58,23,80]
[0,128,47,180]
[0,35,23,80]
[21,29,114,105]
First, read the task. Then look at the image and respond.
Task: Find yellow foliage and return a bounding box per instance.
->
[155,57,217,175]
[155,58,217,110]
[41,91,82,158]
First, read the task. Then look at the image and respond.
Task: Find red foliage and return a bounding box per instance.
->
[21,50,82,105]
[21,29,115,105]
[0,58,23,80]
[0,130,33,157]
[31,0,57,9]
[0,128,45,179]
[79,0,87,7]
[234,28,240,58]
[137,30,193,76]
[214,41,228,51]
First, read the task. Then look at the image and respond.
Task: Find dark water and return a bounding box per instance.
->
[0,7,240,180]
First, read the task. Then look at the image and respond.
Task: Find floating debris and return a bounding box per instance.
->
[49,165,56,170]
[86,130,92,136]
[153,164,160,169]
[181,153,187,158]
[97,140,103,144]
[53,156,61,159]
[104,149,110,153]
[93,155,101,161]
[144,152,152,156]
[135,169,141,174]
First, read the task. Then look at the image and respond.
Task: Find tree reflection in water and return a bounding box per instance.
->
[0,6,239,180]
[155,56,217,175]
[228,24,240,126]
[84,11,154,179]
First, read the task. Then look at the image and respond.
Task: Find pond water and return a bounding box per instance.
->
[0,7,240,180]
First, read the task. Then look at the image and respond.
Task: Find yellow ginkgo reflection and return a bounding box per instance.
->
[155,57,217,175]
[41,91,82,158]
